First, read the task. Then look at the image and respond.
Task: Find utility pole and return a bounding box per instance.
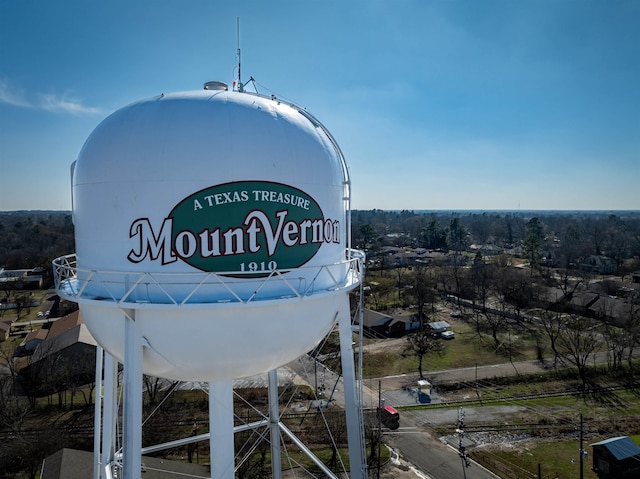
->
[474,363,481,403]
[456,407,471,479]
[579,413,584,479]
[377,380,382,479]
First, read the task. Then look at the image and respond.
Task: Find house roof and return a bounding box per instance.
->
[0,317,15,336]
[392,310,424,323]
[19,311,83,349]
[362,309,424,330]
[581,255,617,266]
[427,321,451,330]
[361,309,393,328]
[48,310,82,336]
[387,318,408,330]
[30,311,96,363]
[42,448,210,479]
[591,436,640,461]
[23,327,49,343]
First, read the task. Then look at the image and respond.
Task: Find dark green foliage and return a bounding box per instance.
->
[0,211,74,274]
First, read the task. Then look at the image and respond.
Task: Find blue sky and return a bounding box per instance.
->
[1,0,639,212]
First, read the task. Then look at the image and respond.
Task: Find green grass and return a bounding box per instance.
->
[471,439,599,479]
[361,318,540,378]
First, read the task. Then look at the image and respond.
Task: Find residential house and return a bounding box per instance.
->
[361,309,425,337]
[15,310,98,396]
[579,255,618,275]
[361,309,394,336]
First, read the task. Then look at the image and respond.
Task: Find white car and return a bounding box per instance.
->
[441,331,455,340]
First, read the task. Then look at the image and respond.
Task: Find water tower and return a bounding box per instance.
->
[53,82,366,479]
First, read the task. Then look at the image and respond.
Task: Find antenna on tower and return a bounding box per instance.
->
[236,17,244,93]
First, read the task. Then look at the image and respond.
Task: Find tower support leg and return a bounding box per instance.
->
[93,346,103,479]
[268,370,282,479]
[339,311,366,479]
[209,380,235,479]
[102,351,118,476]
[122,309,143,479]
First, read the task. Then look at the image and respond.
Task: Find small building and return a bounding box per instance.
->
[591,436,640,479]
[0,317,15,341]
[427,321,451,335]
[578,255,617,275]
[417,379,432,396]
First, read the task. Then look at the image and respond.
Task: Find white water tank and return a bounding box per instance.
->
[62,85,361,381]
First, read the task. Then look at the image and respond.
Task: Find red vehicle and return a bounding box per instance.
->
[377,405,400,430]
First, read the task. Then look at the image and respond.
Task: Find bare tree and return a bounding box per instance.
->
[480,311,506,352]
[14,293,32,320]
[623,296,640,370]
[367,277,394,311]
[0,344,31,434]
[143,375,180,407]
[364,410,382,469]
[494,266,535,320]
[405,326,444,379]
[601,322,632,372]
[317,412,348,471]
[410,265,438,318]
[537,309,565,368]
[447,217,469,303]
[394,267,409,308]
[470,251,495,312]
[557,316,602,388]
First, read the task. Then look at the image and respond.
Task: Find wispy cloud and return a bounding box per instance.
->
[0,78,102,115]
[39,93,103,115]
[0,78,30,108]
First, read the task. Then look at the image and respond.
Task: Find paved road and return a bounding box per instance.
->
[288,355,512,479]
[384,429,498,479]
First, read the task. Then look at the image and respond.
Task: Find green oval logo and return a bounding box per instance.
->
[165,181,337,275]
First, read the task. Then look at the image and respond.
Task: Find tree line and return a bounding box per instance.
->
[0,211,74,271]
[352,209,640,274]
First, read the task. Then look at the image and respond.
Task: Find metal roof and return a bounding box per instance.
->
[427,321,451,330]
[591,436,640,461]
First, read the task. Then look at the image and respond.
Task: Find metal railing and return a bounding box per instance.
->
[53,250,364,308]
